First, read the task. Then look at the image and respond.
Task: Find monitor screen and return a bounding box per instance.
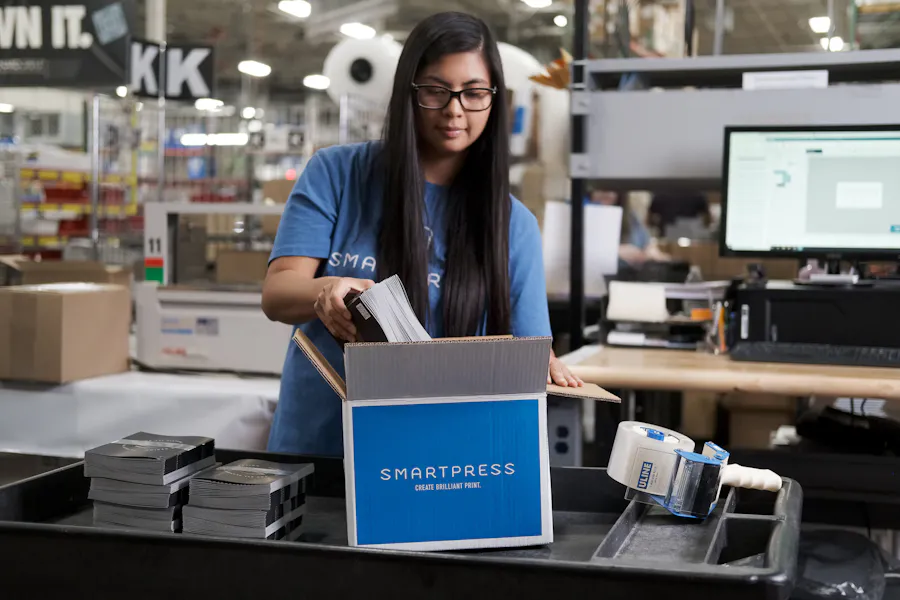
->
[722,126,900,257]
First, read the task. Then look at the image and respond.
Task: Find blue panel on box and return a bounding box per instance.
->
[352,399,542,545]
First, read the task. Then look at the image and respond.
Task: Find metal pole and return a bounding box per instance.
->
[89,94,101,260]
[827,0,835,45]
[569,0,589,351]
[157,43,167,203]
[339,94,350,145]
[713,0,725,55]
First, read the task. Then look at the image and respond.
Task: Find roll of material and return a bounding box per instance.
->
[323,37,403,106]
[607,421,695,496]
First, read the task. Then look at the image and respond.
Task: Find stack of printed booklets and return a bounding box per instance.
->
[84,432,216,533]
[182,459,314,540]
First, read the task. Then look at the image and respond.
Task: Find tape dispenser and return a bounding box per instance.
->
[608,421,782,519]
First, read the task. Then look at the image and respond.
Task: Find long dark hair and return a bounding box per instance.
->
[379,12,511,336]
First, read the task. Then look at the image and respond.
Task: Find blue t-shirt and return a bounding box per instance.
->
[267,141,552,457]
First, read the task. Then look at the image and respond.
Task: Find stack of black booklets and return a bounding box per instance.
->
[84,432,216,533]
[183,459,314,540]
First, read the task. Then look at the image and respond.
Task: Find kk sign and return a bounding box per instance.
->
[0,0,135,87]
[131,39,215,101]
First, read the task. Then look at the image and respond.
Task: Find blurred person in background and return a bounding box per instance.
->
[588,189,669,268]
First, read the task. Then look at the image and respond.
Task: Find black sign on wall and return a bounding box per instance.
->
[0,0,135,87]
[131,39,215,101]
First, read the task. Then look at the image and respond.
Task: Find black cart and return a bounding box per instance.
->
[0,449,801,599]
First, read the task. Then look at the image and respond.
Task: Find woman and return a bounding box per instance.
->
[262,12,582,457]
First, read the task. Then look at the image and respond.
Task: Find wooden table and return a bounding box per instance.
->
[568,345,900,400]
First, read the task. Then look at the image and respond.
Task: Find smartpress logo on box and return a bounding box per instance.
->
[637,461,653,489]
[379,463,515,481]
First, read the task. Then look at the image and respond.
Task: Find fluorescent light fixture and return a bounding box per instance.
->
[0,103,14,113]
[241,107,257,119]
[277,0,311,18]
[554,14,568,27]
[340,22,376,39]
[522,0,553,8]
[181,133,209,146]
[115,86,128,98]
[180,133,249,147]
[195,97,224,111]
[303,74,330,90]
[809,16,830,34]
[820,36,844,51]
[238,60,272,77]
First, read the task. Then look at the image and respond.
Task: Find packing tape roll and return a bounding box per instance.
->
[607,421,695,496]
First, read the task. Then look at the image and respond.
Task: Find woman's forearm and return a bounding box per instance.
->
[262,271,337,325]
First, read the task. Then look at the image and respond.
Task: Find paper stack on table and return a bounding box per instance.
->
[84,432,216,533]
[183,459,314,540]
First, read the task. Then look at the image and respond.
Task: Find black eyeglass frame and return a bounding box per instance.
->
[411,83,497,112]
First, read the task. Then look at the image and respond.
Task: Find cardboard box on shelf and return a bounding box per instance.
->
[15,260,132,287]
[215,250,270,285]
[722,393,795,450]
[660,240,798,281]
[0,283,131,383]
[0,255,28,286]
[260,180,293,237]
[293,330,618,551]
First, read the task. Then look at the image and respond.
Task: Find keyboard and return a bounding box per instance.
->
[731,342,900,368]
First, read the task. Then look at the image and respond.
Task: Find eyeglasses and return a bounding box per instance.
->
[412,84,496,112]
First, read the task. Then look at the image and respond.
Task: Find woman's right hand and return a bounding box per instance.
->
[314,277,376,341]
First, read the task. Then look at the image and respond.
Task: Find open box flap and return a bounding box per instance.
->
[292,329,347,401]
[547,383,620,403]
[344,337,552,402]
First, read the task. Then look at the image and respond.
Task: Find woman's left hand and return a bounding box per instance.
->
[548,355,584,387]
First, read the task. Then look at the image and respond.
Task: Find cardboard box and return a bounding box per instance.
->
[722,393,794,449]
[660,240,798,281]
[294,332,616,551]
[0,255,27,286]
[215,250,270,285]
[0,283,131,383]
[260,180,294,236]
[16,260,132,287]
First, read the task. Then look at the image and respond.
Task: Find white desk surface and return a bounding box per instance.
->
[0,371,279,458]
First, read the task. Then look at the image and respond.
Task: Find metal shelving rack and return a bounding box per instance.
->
[566,1,900,348]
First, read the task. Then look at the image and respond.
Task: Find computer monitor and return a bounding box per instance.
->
[721,125,900,262]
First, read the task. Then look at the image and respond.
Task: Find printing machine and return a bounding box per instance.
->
[135,202,293,375]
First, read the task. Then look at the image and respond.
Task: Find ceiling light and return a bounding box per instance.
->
[248,119,263,133]
[115,86,128,98]
[303,74,330,90]
[809,16,831,34]
[554,14,568,27]
[277,0,311,18]
[238,60,272,77]
[194,98,224,111]
[180,133,249,147]
[0,103,14,113]
[821,36,844,51]
[241,107,257,119]
[522,0,553,8]
[340,22,376,39]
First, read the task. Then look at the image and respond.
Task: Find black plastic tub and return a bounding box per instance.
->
[0,449,801,599]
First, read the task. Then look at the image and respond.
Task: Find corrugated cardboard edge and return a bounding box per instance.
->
[547,383,620,403]
[292,329,347,401]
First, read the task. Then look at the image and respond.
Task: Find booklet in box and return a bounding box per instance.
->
[294,330,618,552]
